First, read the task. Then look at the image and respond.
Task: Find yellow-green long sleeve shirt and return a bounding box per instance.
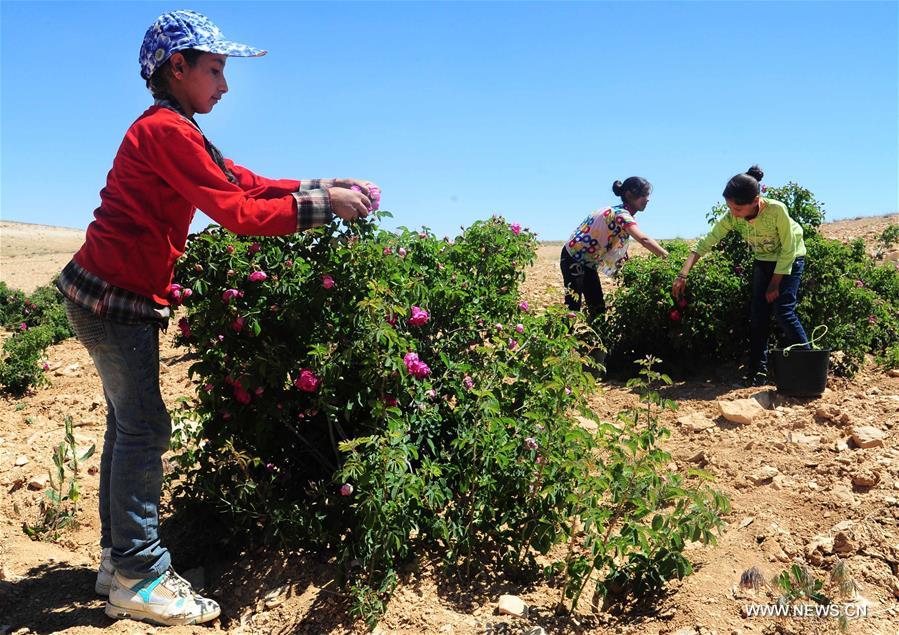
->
[693,198,806,274]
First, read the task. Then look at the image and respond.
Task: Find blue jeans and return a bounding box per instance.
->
[750,258,809,373]
[65,300,172,579]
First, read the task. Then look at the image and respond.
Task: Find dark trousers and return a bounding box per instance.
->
[560,247,605,317]
[750,257,809,373]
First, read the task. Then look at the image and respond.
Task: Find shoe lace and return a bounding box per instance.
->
[163,568,195,598]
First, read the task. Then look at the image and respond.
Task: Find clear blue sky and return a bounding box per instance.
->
[2,1,896,241]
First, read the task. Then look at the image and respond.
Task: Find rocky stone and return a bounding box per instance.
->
[749,465,780,484]
[496,594,527,617]
[790,432,821,447]
[27,474,49,490]
[833,531,855,555]
[678,412,715,432]
[852,469,880,488]
[834,439,849,452]
[771,474,796,490]
[719,398,766,424]
[751,390,775,409]
[14,456,28,467]
[57,363,81,377]
[888,369,899,378]
[687,451,709,466]
[832,483,857,506]
[889,577,899,599]
[806,534,834,557]
[830,520,854,533]
[576,416,598,433]
[851,426,885,448]
[522,628,547,635]
[815,404,842,421]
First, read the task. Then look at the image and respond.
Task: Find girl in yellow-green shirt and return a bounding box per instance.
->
[672,166,810,386]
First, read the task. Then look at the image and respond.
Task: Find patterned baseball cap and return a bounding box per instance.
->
[139,10,265,80]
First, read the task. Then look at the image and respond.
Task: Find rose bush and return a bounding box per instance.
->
[604,183,899,376]
[0,280,72,394]
[171,214,727,622]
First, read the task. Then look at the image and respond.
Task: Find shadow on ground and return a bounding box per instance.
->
[0,562,108,633]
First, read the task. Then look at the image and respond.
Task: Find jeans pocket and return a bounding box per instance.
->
[65,300,107,350]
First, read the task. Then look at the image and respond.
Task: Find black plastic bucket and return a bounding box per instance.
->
[769,348,830,397]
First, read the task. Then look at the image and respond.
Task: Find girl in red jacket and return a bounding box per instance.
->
[57,10,378,626]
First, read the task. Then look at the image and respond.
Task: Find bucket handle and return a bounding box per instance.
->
[781,324,828,357]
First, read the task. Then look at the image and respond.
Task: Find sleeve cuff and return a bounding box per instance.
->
[774,263,793,275]
[292,189,334,230]
[298,179,337,191]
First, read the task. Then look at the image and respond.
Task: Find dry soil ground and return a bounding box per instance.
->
[1,215,898,635]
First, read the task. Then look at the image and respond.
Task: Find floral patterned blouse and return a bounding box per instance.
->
[564,204,637,276]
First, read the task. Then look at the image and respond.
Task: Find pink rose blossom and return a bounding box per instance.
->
[248,242,261,255]
[383,246,393,255]
[226,245,235,254]
[222,288,240,304]
[868,315,877,324]
[463,376,474,390]
[398,247,407,257]
[518,301,529,312]
[508,338,518,350]
[566,312,576,319]
[41,362,50,371]
[524,437,538,450]
[510,223,521,236]
[494,323,503,331]
[340,483,354,496]
[19,322,27,331]
[386,313,398,326]
[564,386,572,395]
[407,306,430,326]
[669,309,682,322]
[322,274,335,290]
[419,231,427,239]
[177,317,191,339]
[425,389,437,399]
[381,394,398,407]
[855,279,865,288]
[760,184,768,193]
[403,352,431,379]
[515,323,524,334]
[233,384,251,405]
[167,284,183,305]
[231,316,246,332]
[248,270,268,282]
[295,369,320,393]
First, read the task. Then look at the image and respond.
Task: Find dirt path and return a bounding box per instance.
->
[1,216,897,634]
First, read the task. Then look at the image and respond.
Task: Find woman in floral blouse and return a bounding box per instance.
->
[561,177,669,320]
